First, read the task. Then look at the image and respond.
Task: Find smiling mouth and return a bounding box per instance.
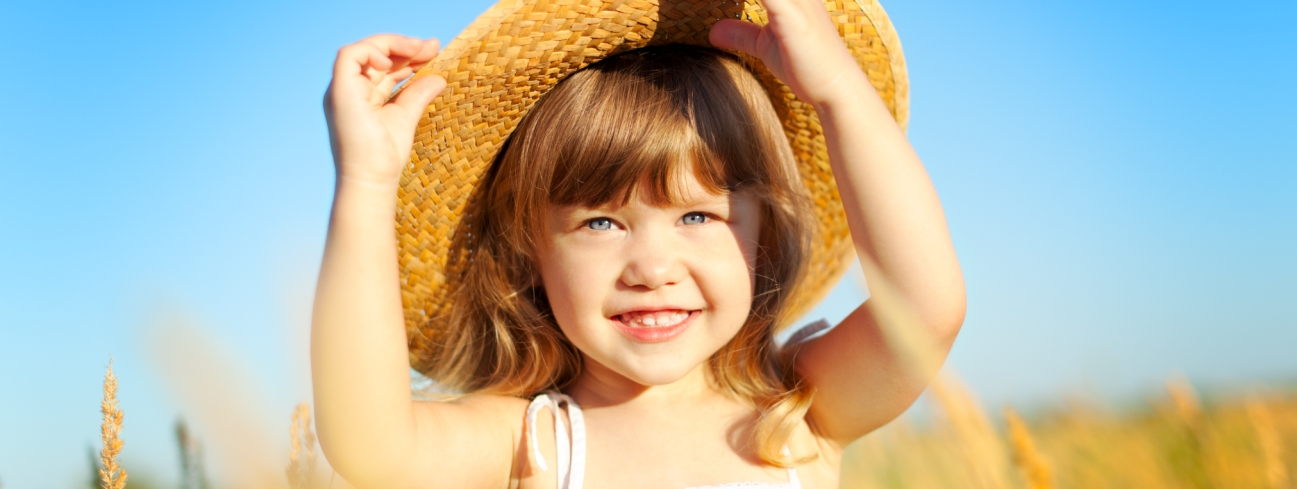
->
[616,310,691,328]
[611,310,698,343]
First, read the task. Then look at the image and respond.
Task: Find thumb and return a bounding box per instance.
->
[390,74,447,124]
[709,19,763,56]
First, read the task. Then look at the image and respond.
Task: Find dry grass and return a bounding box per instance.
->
[99,358,128,489]
[176,418,209,489]
[1247,398,1288,489]
[84,356,1293,489]
[1005,407,1052,489]
[844,376,1297,489]
[929,374,1014,489]
[145,315,290,488]
[286,403,319,489]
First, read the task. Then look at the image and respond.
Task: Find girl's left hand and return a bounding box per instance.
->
[709,0,866,107]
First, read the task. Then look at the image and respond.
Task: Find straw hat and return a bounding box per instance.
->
[397,0,908,371]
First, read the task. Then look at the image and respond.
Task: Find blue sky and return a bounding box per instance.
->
[1,0,1294,487]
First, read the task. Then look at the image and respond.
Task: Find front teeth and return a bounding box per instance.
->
[620,311,689,328]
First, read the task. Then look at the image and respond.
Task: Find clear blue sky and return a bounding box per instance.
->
[1,0,1294,487]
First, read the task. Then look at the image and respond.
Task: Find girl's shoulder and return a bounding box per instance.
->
[413,392,531,418]
[408,393,535,487]
[787,416,849,487]
[414,393,533,438]
[460,393,568,489]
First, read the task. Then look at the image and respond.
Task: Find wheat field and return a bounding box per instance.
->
[83,359,1295,489]
[844,375,1296,489]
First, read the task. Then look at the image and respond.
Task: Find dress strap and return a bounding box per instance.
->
[525,391,586,489]
[782,445,802,488]
[785,466,801,488]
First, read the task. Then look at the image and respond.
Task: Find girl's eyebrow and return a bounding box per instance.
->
[555,189,735,215]
[560,203,621,214]
[679,191,739,208]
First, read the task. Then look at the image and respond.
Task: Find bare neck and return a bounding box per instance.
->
[565,356,737,412]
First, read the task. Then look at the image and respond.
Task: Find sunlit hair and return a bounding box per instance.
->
[424,45,815,466]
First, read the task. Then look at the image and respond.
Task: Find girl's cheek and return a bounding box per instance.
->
[543,240,620,308]
[694,240,756,304]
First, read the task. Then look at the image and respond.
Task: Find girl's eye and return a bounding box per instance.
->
[682,212,707,225]
[587,218,614,231]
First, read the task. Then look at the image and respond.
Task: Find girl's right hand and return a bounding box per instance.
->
[324,35,446,187]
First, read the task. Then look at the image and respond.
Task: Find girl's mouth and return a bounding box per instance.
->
[612,310,698,343]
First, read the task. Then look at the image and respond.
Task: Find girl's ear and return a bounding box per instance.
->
[527,280,551,312]
[524,255,545,289]
[526,226,553,288]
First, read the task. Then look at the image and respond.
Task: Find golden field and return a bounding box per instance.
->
[843,376,1297,489]
[85,360,1296,489]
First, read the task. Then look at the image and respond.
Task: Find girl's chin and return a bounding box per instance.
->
[585,353,710,387]
[622,365,697,386]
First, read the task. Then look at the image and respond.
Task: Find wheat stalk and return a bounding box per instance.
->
[175,418,209,489]
[929,375,1011,489]
[288,407,302,489]
[287,402,319,489]
[1005,407,1052,489]
[1163,375,1213,489]
[99,358,128,489]
[1166,376,1202,423]
[302,404,318,478]
[1246,398,1287,489]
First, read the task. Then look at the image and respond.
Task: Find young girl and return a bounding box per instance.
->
[313,0,965,486]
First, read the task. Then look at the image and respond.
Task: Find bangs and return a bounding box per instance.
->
[548,95,729,209]
[497,45,793,225]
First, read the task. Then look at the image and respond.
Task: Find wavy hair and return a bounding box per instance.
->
[420,44,815,466]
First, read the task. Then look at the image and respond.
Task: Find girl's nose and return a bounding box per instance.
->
[619,235,686,290]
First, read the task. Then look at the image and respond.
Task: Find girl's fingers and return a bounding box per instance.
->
[360,34,431,60]
[375,66,416,96]
[758,0,815,23]
[336,41,392,83]
[754,0,790,16]
[388,66,416,83]
[407,38,441,65]
[388,39,441,76]
[363,38,441,85]
[361,36,439,69]
[388,74,447,123]
[710,19,765,58]
[336,36,439,83]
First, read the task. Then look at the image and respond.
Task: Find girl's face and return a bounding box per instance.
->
[536,172,762,387]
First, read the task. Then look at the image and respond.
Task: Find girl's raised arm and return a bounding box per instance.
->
[712,0,966,446]
[313,35,520,488]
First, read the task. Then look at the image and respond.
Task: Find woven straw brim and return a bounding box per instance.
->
[397,0,908,373]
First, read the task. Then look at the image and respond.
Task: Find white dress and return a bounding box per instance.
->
[525,392,803,489]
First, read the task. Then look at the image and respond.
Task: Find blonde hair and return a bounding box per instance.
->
[422,45,815,466]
